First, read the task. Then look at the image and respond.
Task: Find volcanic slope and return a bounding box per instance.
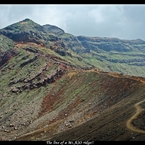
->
[15,69,145,141]
[0,19,145,141]
[0,41,145,140]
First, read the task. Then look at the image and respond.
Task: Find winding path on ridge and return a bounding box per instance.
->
[126,99,145,134]
[126,77,145,134]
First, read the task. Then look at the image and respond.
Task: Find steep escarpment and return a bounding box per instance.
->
[75,36,145,77]
[77,36,145,52]
[42,24,65,36]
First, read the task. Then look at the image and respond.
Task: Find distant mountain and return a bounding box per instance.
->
[0,18,59,47]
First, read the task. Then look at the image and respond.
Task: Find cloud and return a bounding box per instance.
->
[0,4,145,40]
[88,6,106,23]
[0,5,33,28]
[64,5,127,38]
[29,5,70,29]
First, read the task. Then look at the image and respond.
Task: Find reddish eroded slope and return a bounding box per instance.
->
[49,73,145,141]
[0,49,17,68]
[16,68,145,141]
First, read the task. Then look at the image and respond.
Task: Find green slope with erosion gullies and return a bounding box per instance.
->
[0,34,14,53]
[0,40,71,140]
[74,36,145,77]
[0,34,15,68]
[45,24,145,77]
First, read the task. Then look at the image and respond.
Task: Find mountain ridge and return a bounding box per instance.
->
[1,18,145,141]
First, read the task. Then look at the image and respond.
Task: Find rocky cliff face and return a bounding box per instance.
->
[42,24,65,36]
[77,36,145,53]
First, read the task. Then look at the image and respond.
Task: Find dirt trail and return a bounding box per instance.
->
[15,119,63,140]
[126,99,145,133]
[86,68,145,84]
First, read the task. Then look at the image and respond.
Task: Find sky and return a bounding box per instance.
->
[0,4,145,40]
